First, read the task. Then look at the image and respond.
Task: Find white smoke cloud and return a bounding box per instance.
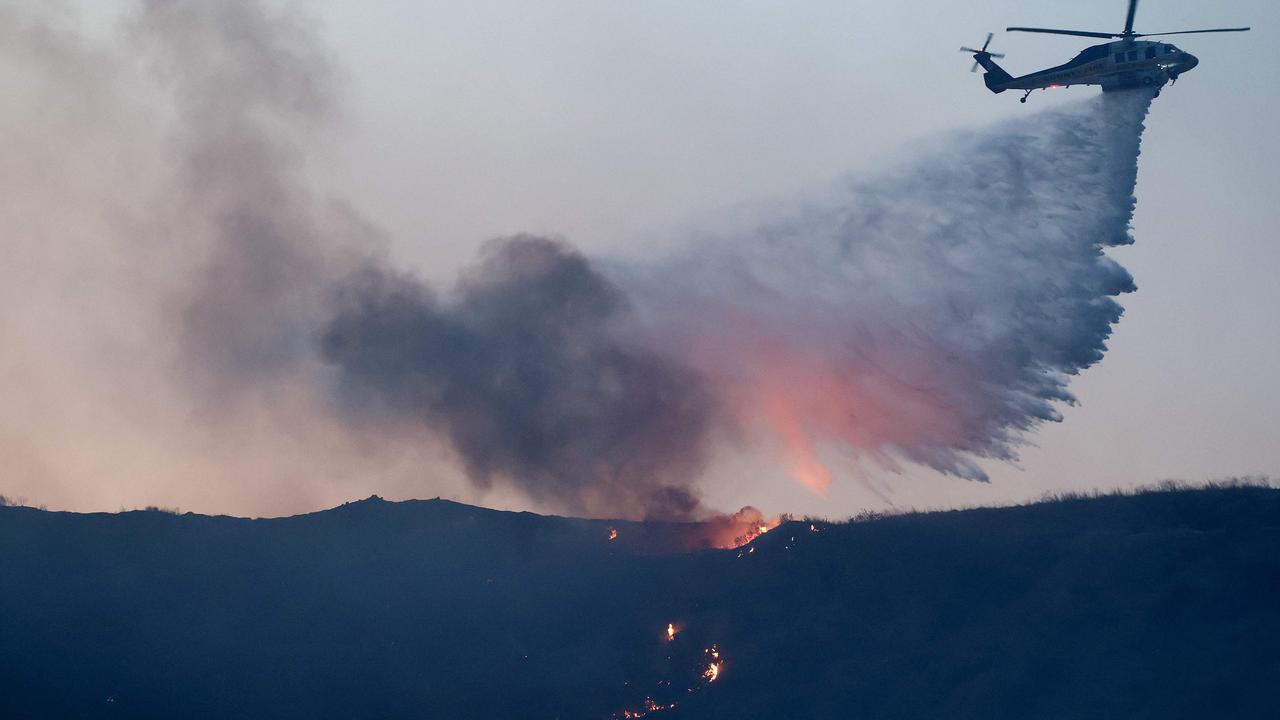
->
[624,92,1151,488]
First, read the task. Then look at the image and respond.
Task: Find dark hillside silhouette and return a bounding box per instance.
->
[2,485,1278,719]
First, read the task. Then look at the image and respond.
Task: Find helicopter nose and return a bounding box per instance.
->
[1181,53,1199,71]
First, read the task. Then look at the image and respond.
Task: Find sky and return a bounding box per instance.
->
[2,0,1276,519]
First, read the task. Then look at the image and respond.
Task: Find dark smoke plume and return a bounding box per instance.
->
[137,0,374,402]
[322,236,716,519]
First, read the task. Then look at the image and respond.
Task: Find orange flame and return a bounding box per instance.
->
[617,697,676,718]
[666,623,675,641]
[608,527,618,541]
[701,506,786,549]
[704,643,722,681]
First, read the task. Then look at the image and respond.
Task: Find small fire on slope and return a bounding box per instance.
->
[610,625,727,719]
[618,697,677,719]
[703,645,721,682]
[682,506,786,550]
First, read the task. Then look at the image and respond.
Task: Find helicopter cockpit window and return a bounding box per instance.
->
[1165,46,1177,54]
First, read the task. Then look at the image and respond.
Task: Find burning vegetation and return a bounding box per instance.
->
[595,506,796,554]
[663,506,788,551]
[617,697,677,719]
[703,645,722,682]
[610,623,728,719]
[719,506,785,548]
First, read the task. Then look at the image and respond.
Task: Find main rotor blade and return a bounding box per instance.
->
[1124,0,1139,36]
[1133,27,1251,37]
[1006,27,1118,39]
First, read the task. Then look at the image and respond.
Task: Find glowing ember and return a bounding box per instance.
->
[702,644,723,682]
[666,623,676,641]
[616,697,676,718]
[809,523,820,533]
[608,527,618,541]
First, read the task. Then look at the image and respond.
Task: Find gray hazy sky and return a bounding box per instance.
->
[5,0,1276,519]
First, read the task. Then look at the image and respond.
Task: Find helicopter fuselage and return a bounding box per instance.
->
[977,40,1199,94]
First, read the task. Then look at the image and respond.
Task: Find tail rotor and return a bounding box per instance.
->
[960,32,1005,72]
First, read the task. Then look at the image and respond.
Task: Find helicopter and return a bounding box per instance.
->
[963,0,1249,103]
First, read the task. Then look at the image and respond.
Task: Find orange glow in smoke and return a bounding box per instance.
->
[685,320,970,497]
[655,506,787,552]
[760,388,834,494]
[702,506,785,550]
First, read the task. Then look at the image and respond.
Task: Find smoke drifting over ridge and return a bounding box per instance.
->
[322,237,714,519]
[0,0,1151,518]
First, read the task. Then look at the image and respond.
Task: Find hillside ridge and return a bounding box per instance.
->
[2,484,1278,719]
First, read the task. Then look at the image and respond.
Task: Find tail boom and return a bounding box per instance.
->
[974,53,1014,93]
